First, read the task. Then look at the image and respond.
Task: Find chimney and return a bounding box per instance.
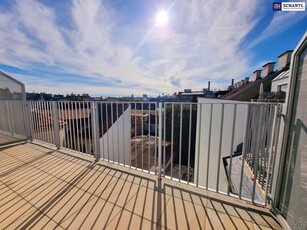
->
[253,70,262,81]
[231,79,234,86]
[262,62,275,77]
[245,77,249,84]
[278,50,293,70]
[208,81,211,91]
[241,79,245,85]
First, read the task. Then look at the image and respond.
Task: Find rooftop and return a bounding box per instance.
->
[0,140,281,229]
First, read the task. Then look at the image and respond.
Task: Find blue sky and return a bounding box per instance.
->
[0,0,306,96]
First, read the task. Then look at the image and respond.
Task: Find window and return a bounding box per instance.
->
[278,42,307,230]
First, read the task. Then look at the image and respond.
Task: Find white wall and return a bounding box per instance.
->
[194,98,248,192]
[100,106,131,164]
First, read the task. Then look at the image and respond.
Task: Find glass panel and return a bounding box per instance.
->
[278,46,307,230]
[0,72,24,100]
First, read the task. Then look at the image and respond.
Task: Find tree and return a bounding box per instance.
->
[165,104,197,167]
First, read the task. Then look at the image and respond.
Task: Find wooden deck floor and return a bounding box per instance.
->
[0,142,281,229]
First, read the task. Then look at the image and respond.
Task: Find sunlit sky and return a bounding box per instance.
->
[0,0,306,96]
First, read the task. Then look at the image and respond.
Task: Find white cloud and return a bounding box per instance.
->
[8,72,154,97]
[0,0,264,95]
[249,10,306,47]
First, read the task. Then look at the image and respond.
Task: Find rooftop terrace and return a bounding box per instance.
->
[0,140,281,229]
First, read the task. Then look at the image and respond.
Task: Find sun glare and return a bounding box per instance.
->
[156,10,169,26]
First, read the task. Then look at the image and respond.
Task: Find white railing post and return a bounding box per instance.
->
[269,103,283,205]
[6,101,13,135]
[158,102,163,181]
[24,101,33,141]
[92,101,100,160]
[252,104,264,203]
[239,104,251,198]
[52,101,60,149]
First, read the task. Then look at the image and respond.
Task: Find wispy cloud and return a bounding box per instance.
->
[0,0,290,95]
[249,10,306,47]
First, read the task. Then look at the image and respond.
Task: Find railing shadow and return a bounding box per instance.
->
[159,183,280,229]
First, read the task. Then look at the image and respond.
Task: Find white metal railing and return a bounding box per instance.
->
[29,101,159,173]
[0,100,282,206]
[162,102,281,205]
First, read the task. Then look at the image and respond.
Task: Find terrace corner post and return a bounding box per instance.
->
[52,101,61,149]
[92,101,101,160]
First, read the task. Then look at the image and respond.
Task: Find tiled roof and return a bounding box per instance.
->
[222,65,290,101]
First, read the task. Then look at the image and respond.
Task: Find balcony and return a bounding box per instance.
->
[0,140,281,229]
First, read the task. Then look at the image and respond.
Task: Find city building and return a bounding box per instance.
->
[177,81,215,102]
[223,51,292,101]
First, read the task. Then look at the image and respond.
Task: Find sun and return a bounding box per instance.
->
[156,10,169,26]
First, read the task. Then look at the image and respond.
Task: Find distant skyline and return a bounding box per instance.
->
[0,0,306,97]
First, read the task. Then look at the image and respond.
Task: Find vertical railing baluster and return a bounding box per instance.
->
[252,104,264,204]
[27,101,34,141]
[239,104,251,198]
[36,102,41,141]
[196,103,202,187]
[41,102,47,143]
[75,102,80,153]
[83,102,87,153]
[71,102,76,151]
[179,103,183,182]
[38,101,44,142]
[141,103,144,170]
[158,102,162,181]
[148,103,151,172]
[187,104,192,184]
[25,100,32,140]
[206,104,213,190]
[7,101,13,136]
[92,101,100,159]
[163,103,166,176]
[52,101,60,149]
[134,102,137,167]
[100,102,104,158]
[129,103,132,167]
[216,104,224,192]
[105,102,110,161]
[45,102,50,144]
[155,103,157,172]
[116,102,120,164]
[268,105,282,197]
[265,105,277,205]
[122,103,126,166]
[171,103,174,179]
[227,104,237,196]
[111,102,114,161]
[59,102,64,147]
[30,102,36,140]
[88,102,93,155]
